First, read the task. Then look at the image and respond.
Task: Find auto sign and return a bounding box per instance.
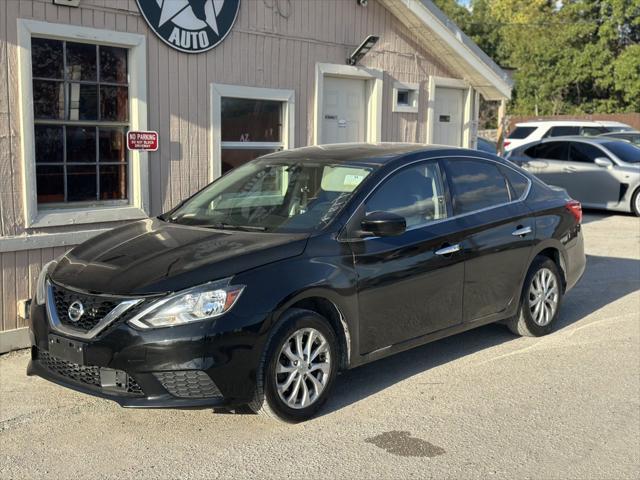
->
[136,0,241,54]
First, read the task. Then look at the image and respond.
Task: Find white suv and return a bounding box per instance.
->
[504,120,631,152]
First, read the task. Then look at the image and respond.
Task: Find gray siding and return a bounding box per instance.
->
[0,0,456,332]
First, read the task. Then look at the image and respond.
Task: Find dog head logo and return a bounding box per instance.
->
[137,0,241,53]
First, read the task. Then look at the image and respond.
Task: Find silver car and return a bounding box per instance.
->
[506,137,640,216]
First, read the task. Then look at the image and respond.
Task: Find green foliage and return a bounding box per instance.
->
[431,0,640,115]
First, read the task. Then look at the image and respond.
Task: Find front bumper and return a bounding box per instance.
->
[28,301,269,408]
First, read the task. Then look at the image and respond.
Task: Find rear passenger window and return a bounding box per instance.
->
[508,126,537,139]
[526,142,569,160]
[499,165,529,199]
[444,160,510,215]
[546,126,580,137]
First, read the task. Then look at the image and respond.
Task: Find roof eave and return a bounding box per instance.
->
[380,0,512,101]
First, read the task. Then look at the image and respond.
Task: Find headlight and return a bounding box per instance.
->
[128,278,245,329]
[35,258,61,305]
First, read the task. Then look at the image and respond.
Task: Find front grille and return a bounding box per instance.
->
[52,284,120,332]
[38,350,144,396]
[154,371,222,399]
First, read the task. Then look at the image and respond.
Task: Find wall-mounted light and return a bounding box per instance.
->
[347,35,379,66]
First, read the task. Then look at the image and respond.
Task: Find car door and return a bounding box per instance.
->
[567,142,621,207]
[522,141,570,188]
[348,160,466,355]
[442,158,535,322]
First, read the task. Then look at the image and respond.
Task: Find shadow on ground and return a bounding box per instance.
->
[319,253,639,416]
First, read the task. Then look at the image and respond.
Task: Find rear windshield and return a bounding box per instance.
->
[603,141,640,163]
[508,126,537,139]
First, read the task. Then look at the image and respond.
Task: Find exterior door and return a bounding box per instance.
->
[349,161,466,354]
[433,87,464,146]
[442,158,535,322]
[523,141,570,187]
[321,76,366,144]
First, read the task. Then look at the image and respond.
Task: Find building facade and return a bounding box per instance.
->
[0,0,511,350]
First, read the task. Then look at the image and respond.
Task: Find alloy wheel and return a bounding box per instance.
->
[528,267,559,326]
[275,327,331,409]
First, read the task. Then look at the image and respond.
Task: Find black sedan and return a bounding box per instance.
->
[28,144,586,422]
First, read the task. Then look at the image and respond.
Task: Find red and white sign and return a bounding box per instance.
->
[127,131,159,151]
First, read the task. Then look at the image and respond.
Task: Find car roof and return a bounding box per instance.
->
[260,142,474,165]
[515,120,604,127]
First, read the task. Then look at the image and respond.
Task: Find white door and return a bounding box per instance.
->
[321,76,366,144]
[433,87,464,146]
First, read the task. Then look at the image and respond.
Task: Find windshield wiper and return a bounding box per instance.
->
[205,222,267,232]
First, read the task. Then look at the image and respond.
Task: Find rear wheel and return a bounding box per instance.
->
[249,309,338,422]
[507,256,563,337]
[631,188,640,217]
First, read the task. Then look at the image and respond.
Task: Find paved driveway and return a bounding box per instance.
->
[1,212,639,479]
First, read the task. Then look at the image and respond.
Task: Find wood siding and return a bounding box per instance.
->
[0,0,457,332]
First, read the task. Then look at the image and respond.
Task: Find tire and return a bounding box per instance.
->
[507,256,563,337]
[249,309,338,422]
[631,188,640,217]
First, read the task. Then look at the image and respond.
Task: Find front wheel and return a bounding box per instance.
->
[249,309,338,422]
[507,256,563,337]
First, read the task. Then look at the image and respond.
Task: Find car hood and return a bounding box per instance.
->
[51,218,309,295]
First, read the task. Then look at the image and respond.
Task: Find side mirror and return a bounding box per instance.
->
[594,157,613,168]
[360,211,406,238]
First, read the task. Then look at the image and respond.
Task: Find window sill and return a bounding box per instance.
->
[392,105,419,114]
[28,205,148,228]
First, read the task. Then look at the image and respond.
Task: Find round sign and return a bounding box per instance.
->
[136,0,241,54]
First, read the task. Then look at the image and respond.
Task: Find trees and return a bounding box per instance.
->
[432,0,640,115]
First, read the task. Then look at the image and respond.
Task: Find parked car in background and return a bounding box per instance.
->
[505,121,610,152]
[599,131,640,146]
[28,144,585,422]
[506,137,640,215]
[476,137,497,154]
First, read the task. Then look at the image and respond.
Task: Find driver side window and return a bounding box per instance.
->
[365,161,448,229]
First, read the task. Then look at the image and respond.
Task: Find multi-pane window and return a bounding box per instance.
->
[220,98,284,174]
[31,37,129,205]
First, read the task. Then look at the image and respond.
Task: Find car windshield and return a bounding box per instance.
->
[603,141,640,163]
[165,159,374,232]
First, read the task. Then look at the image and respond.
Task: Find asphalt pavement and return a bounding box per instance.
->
[1,211,639,479]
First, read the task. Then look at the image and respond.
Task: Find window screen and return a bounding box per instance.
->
[444,160,510,215]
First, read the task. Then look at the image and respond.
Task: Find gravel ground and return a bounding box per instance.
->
[1,212,639,479]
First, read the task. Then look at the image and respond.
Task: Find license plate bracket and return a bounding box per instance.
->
[48,334,86,365]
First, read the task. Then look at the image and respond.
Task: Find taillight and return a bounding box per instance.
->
[566,200,582,223]
[503,140,511,148]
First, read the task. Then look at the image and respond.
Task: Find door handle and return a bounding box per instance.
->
[435,244,461,256]
[511,226,532,237]
[563,166,578,173]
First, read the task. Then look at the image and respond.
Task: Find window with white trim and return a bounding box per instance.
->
[392,81,419,113]
[31,37,130,206]
[220,98,284,174]
[18,20,148,228]
[211,84,295,180]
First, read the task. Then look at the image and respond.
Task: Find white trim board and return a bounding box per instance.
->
[313,63,383,145]
[16,19,150,228]
[209,83,295,182]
